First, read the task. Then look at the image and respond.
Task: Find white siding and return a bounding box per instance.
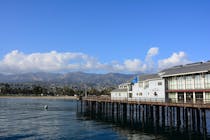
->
[111,91,128,100]
[130,79,165,102]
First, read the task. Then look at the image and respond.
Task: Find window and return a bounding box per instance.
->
[195,92,203,102]
[139,82,143,88]
[186,92,193,102]
[167,77,176,90]
[205,74,210,88]
[144,81,149,89]
[137,92,142,96]
[205,92,210,103]
[195,75,202,89]
[177,76,185,89]
[128,85,132,91]
[168,92,176,102]
[186,76,193,89]
[171,77,177,89]
[158,82,162,86]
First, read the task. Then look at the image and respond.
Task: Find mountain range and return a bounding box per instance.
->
[0,72,136,88]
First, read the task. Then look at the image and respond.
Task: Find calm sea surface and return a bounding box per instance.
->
[0,98,210,140]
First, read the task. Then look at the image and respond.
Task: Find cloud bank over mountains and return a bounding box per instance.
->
[0,48,191,74]
[158,51,190,70]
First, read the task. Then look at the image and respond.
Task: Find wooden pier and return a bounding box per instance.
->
[78,96,210,139]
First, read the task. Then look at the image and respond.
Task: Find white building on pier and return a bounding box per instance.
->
[111,61,210,103]
[111,83,130,100]
[129,74,165,102]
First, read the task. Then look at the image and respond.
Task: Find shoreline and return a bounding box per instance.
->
[0,95,78,100]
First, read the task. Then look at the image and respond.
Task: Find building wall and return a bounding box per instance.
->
[130,79,165,102]
[111,91,128,100]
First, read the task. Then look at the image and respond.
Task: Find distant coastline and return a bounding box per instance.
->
[0,95,77,100]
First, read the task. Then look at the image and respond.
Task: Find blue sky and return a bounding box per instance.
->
[0,0,209,74]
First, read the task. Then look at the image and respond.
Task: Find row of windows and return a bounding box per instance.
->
[115,93,126,96]
[167,74,210,90]
[168,92,210,102]
[138,81,162,89]
[136,93,142,96]
[119,85,129,89]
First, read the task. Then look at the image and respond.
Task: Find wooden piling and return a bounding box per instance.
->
[162,106,165,126]
[176,107,181,127]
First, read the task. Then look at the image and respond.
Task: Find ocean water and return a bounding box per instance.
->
[0,98,209,140]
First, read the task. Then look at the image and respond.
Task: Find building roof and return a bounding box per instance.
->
[160,61,210,77]
[138,74,160,82]
[111,88,127,93]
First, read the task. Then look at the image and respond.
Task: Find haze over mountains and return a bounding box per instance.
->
[0,72,135,88]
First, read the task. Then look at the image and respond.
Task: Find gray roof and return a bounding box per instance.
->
[138,74,160,81]
[160,61,210,77]
[111,88,127,92]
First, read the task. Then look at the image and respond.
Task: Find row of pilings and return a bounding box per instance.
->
[77,100,208,139]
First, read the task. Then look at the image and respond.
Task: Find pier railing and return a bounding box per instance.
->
[82,96,210,109]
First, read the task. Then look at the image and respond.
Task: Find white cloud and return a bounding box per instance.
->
[145,47,159,72]
[158,51,191,70]
[124,59,142,72]
[0,48,191,74]
[110,47,159,73]
[0,50,105,74]
[146,47,159,58]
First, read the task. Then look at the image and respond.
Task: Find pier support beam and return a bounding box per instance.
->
[136,104,138,121]
[187,108,191,129]
[196,109,201,132]
[201,109,207,137]
[116,103,119,121]
[139,105,141,121]
[142,105,145,124]
[150,105,154,124]
[169,107,173,127]
[123,103,127,123]
[146,105,150,123]
[192,108,196,130]
[80,100,83,113]
[98,102,102,118]
[184,108,188,128]
[111,102,114,118]
[155,106,160,126]
[177,107,181,127]
[162,106,165,126]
